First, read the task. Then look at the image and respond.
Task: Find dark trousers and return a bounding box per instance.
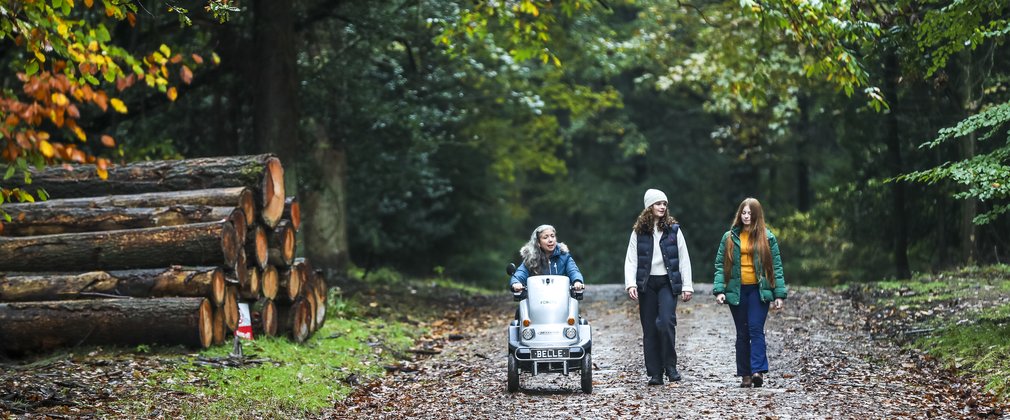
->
[639,275,678,378]
[729,284,769,376]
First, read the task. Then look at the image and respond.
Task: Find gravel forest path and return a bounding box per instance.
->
[330,283,999,418]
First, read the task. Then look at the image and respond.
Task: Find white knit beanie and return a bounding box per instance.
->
[643,189,668,209]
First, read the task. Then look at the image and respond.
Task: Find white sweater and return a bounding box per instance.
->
[623,226,694,293]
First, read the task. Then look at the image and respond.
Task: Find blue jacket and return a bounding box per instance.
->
[509,243,584,289]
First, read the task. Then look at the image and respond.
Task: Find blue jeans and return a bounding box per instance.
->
[729,284,769,376]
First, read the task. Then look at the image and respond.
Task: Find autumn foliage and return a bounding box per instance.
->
[0,0,230,206]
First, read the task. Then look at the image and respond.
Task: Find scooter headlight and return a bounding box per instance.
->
[564,327,577,339]
[522,328,535,340]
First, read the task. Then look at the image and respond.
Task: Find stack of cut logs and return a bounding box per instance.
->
[0,154,327,356]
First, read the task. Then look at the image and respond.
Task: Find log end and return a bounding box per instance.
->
[238,188,256,227]
[212,304,226,346]
[263,299,277,337]
[261,265,279,300]
[223,286,239,331]
[199,298,214,348]
[284,196,300,232]
[211,268,226,307]
[253,226,268,269]
[261,158,285,228]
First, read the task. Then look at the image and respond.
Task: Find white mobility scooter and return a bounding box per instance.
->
[506,264,593,394]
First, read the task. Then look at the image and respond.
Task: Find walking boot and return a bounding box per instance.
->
[665,366,682,382]
[740,375,752,388]
[648,375,664,386]
[752,372,763,388]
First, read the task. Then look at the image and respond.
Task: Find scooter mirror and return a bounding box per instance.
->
[506,262,517,277]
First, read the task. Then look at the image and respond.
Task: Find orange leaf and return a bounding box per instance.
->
[127,12,136,26]
[191,54,204,64]
[84,0,93,7]
[180,65,193,84]
[167,87,178,101]
[67,104,80,118]
[170,54,183,64]
[96,157,109,171]
[101,134,115,147]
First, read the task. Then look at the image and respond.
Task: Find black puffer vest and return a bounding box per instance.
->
[635,224,683,293]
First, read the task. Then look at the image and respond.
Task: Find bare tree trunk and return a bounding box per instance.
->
[304,121,350,279]
[960,50,978,264]
[252,0,300,207]
[884,50,911,279]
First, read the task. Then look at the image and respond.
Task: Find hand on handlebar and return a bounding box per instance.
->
[512,283,525,293]
[572,281,584,292]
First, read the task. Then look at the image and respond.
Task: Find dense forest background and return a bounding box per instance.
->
[3,1,1009,288]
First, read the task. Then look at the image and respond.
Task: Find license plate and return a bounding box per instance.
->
[531,348,569,359]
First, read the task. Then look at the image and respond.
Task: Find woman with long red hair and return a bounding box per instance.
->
[713,197,787,388]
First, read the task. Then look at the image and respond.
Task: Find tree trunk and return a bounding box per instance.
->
[959,50,978,264]
[0,297,213,355]
[795,95,812,212]
[252,0,300,208]
[884,50,911,279]
[0,205,244,237]
[0,267,226,306]
[7,155,284,228]
[0,220,240,272]
[1,187,256,230]
[304,122,350,279]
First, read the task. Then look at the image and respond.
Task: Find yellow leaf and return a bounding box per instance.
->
[97,167,108,180]
[159,44,171,58]
[72,125,86,140]
[51,92,69,107]
[88,40,98,52]
[167,87,178,101]
[34,49,46,63]
[110,98,128,113]
[39,140,55,158]
[212,52,221,65]
[57,23,69,37]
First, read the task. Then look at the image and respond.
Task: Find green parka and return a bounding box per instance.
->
[712,226,787,305]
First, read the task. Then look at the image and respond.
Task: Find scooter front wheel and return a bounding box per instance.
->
[507,354,520,393]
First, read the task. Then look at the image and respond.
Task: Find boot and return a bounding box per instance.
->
[752,372,763,388]
[665,366,682,382]
[740,375,752,388]
[648,375,664,386]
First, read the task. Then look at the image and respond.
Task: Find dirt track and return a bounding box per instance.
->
[330,283,1004,418]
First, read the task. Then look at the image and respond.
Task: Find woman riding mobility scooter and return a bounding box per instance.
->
[506,263,593,393]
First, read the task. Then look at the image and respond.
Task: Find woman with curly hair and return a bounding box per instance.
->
[713,197,787,388]
[624,189,694,386]
[509,224,584,293]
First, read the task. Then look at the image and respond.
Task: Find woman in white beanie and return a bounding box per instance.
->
[624,188,694,385]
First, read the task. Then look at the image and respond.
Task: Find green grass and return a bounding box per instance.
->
[138,315,416,418]
[864,266,1010,400]
[916,309,1010,398]
[116,269,496,418]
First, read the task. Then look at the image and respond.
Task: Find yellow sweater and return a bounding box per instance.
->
[740,230,757,285]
